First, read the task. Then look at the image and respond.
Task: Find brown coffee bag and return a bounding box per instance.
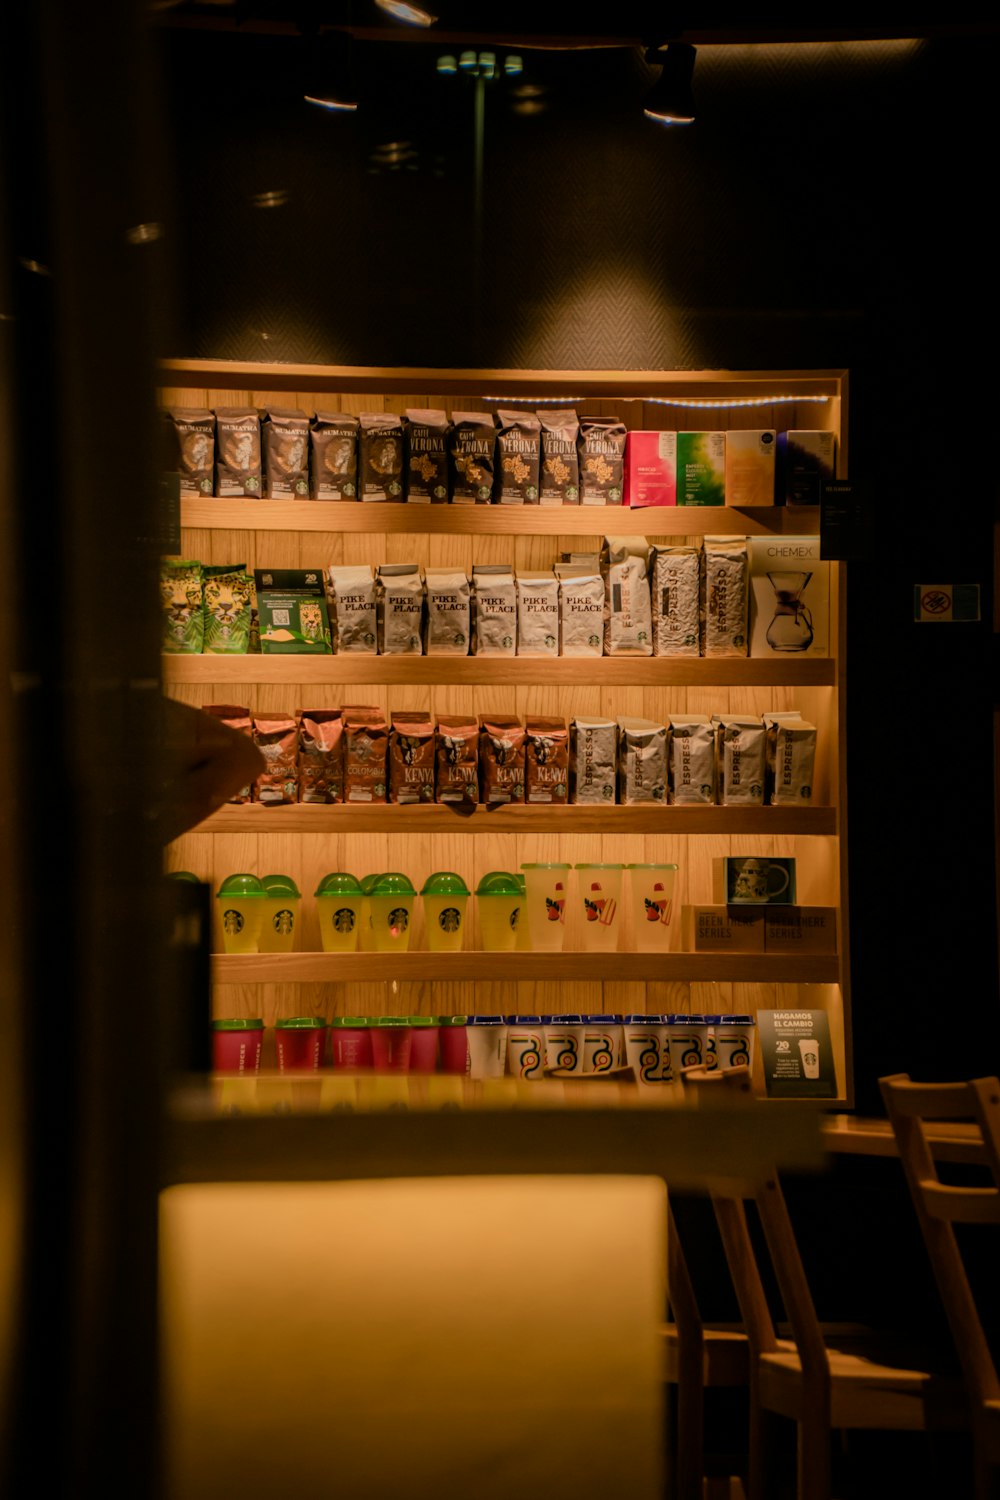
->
[203,704,254,803]
[164,408,215,497]
[479,716,526,804]
[449,412,495,504]
[253,713,299,805]
[343,705,388,804]
[215,407,262,497]
[311,411,359,500]
[389,712,436,804]
[435,715,479,804]
[298,709,344,804]
[526,717,569,804]
[405,408,451,503]
[495,409,541,504]
[262,408,311,498]
[538,409,580,505]
[359,412,404,502]
[578,418,627,506]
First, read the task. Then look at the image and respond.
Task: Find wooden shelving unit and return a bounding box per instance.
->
[198,803,836,835]
[212,951,839,984]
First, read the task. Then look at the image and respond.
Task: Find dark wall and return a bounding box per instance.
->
[159,28,999,1110]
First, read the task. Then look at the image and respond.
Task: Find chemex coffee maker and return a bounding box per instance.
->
[765,571,814,651]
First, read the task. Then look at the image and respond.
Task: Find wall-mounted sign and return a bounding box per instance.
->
[913,584,981,623]
[136,470,180,554]
[820,479,868,560]
[757,1009,837,1098]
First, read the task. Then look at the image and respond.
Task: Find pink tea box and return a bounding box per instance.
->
[625,430,677,508]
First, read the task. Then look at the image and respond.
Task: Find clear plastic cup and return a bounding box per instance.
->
[274,1016,328,1071]
[211,1018,264,1074]
[475,871,523,952]
[626,864,679,952]
[369,873,416,953]
[259,873,301,953]
[520,863,571,952]
[215,873,266,954]
[421,872,470,952]
[315,872,364,954]
[574,864,624,952]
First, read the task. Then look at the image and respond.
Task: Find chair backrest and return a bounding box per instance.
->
[879,1072,1000,1406]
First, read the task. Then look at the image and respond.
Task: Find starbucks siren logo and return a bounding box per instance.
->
[223,909,244,935]
[438,907,462,933]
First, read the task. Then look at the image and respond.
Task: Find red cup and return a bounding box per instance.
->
[330,1019,374,1069]
[369,1021,412,1071]
[408,1021,440,1074]
[274,1018,328,1071]
[438,1018,469,1075]
[212,1019,264,1074]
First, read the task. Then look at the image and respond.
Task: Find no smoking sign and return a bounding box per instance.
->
[913,584,981,623]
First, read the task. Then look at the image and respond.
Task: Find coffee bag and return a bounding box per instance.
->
[298,709,344,804]
[203,566,253,654]
[570,716,618,805]
[404,408,451,503]
[310,411,358,500]
[578,418,627,506]
[253,714,299,805]
[471,565,517,656]
[449,412,495,504]
[713,714,766,806]
[516,572,559,656]
[669,715,716,805]
[495,409,541,504]
[764,713,817,806]
[215,407,262,497]
[602,537,652,655]
[343,705,388,804]
[702,536,749,657]
[389,712,436,804]
[479,716,526,804]
[617,718,667,805]
[538,409,580,505]
[377,564,424,655]
[163,408,215,497]
[650,543,701,656]
[204,704,254,802]
[436,716,479,804]
[328,566,376,653]
[262,408,311,498]
[424,568,471,655]
[359,412,404,502]
[556,566,604,657]
[526,717,569,804]
[160,559,204,653]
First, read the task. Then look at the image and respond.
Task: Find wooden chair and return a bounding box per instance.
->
[880,1073,1000,1500]
[709,1165,966,1500]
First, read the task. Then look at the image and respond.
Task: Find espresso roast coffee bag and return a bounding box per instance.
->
[764,712,817,807]
[449,412,495,504]
[164,408,215,497]
[602,537,652,655]
[471,565,517,656]
[538,409,580,505]
[495,409,541,504]
[405,409,451,503]
[253,713,299,805]
[668,715,716,805]
[713,714,766,807]
[215,408,262,497]
[436,716,479,804]
[479,716,525,804]
[203,704,254,802]
[617,718,667,805]
[298,709,344,804]
[650,543,701,657]
[310,411,358,500]
[570,716,617,805]
[702,536,749,657]
[359,412,404,502]
[389,712,435,804]
[343,705,388,804]
[262,408,311,498]
[578,417,627,506]
[526,717,569,804]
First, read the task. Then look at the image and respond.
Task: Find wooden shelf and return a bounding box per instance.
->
[197,803,836,835]
[164,654,835,687]
[211,952,840,984]
[179,498,819,538]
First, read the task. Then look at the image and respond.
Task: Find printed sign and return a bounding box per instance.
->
[757,1009,837,1098]
[913,584,981,623]
[820,478,869,560]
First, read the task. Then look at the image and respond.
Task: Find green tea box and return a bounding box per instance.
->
[676,431,726,506]
[254,568,332,654]
[684,905,765,953]
[779,429,836,506]
[725,429,776,506]
[764,907,837,954]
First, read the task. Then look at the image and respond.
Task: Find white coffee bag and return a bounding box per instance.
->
[377,564,424,655]
[765,714,817,805]
[617,717,667,804]
[602,536,652,656]
[517,572,560,656]
[327,565,377,654]
[471,565,517,656]
[570,716,618,805]
[669,715,716,805]
[702,536,749,657]
[713,714,766,806]
[650,543,701,656]
[557,567,604,657]
[424,568,471,655]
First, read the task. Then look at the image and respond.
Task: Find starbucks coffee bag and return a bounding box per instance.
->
[359,412,404,502]
[328,565,377,653]
[298,709,344,804]
[343,705,388,804]
[215,408,262,497]
[538,409,580,505]
[203,704,254,802]
[436,716,479,804]
[764,713,817,806]
[163,408,215,497]
[578,417,627,506]
[526,718,569,804]
[377,564,424,655]
[471,565,517,656]
[310,411,358,500]
[570,717,618,805]
[479,716,526,804]
[617,718,667,805]
[253,714,299,805]
[556,566,604,657]
[389,712,436,804]
[702,536,749,657]
[404,408,451,503]
[602,537,652,656]
[495,409,541,504]
[669,715,716,805]
[424,569,470,656]
[262,408,310,498]
[449,412,495,504]
[713,714,766,806]
[650,543,701,656]
[517,572,559,656]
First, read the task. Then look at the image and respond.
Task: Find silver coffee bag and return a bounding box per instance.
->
[602,536,652,656]
[650,543,701,656]
[471,565,517,656]
[702,536,749,657]
[669,715,716,805]
[557,566,604,657]
[570,716,618,805]
[377,564,424,655]
[424,568,470,655]
[713,714,766,806]
[517,572,560,656]
[765,713,817,805]
[327,565,376,654]
[617,717,667,805]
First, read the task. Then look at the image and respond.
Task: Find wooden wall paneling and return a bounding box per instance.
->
[647,979,691,1018]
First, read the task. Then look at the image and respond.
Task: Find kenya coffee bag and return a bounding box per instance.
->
[526,717,569,804]
[650,543,701,657]
[343,705,388,804]
[328,566,376,653]
[479,716,526,804]
[449,412,495,504]
[163,408,215,497]
[517,572,559,656]
[160,559,204,653]
[215,407,262,497]
[298,709,344,804]
[618,718,667,805]
[602,537,652,655]
[713,714,766,806]
[377,564,424,655]
[389,711,436,804]
[578,418,627,506]
[359,412,404,502]
[495,409,541,504]
[436,716,479,804]
[310,411,358,500]
[204,704,254,803]
[668,715,716,805]
[471,565,517,656]
[405,408,451,503]
[538,409,580,505]
[424,568,470,655]
[570,716,617,805]
[262,408,311,498]
[253,714,299,805]
[702,536,749,657]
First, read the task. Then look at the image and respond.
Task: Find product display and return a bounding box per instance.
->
[650,543,700,656]
[327,565,377,653]
[215,872,266,953]
[471,565,517,655]
[449,411,495,503]
[602,536,652,655]
[261,408,310,498]
[516,572,559,656]
[258,874,301,952]
[255,568,332,653]
[749,534,830,657]
[725,429,776,507]
[404,408,450,503]
[343,705,388,804]
[310,411,358,500]
[578,417,626,505]
[713,714,766,807]
[359,412,405,501]
[624,430,677,508]
[202,566,254,655]
[701,536,749,657]
[779,428,836,505]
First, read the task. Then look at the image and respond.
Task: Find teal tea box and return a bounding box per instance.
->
[779,429,836,506]
[677,432,726,506]
[713,855,797,905]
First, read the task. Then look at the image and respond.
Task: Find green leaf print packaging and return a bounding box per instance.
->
[676,432,726,506]
[254,568,332,654]
[160,559,204,653]
[202,566,253,654]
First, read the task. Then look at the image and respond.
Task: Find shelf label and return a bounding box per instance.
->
[757,1009,837,1098]
[913,584,981,623]
[820,478,868,560]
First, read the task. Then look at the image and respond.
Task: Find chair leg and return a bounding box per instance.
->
[796,1413,831,1500]
[674,1365,705,1500]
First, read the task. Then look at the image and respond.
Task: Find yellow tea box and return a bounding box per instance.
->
[764,907,837,953]
[684,905,765,953]
[725,429,776,506]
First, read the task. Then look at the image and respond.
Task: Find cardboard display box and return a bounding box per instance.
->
[764,907,837,954]
[684,904,766,953]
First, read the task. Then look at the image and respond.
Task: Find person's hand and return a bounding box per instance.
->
[157,697,265,842]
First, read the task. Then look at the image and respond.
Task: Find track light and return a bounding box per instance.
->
[643,43,697,125]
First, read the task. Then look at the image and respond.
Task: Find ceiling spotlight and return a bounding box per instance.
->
[374,1,437,24]
[643,42,697,125]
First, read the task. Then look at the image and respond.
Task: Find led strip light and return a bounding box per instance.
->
[479,393,831,408]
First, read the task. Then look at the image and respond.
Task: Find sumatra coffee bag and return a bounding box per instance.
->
[471,565,517,656]
[310,411,358,500]
[160,559,204,653]
[359,412,404,502]
[389,712,436,804]
[262,408,311,498]
[650,543,701,656]
[448,412,495,504]
[516,572,559,656]
[526,717,569,804]
[163,408,215,497]
[424,569,471,655]
[702,536,749,657]
[405,409,451,503]
[556,566,604,657]
[215,408,262,497]
[479,716,525,804]
[578,418,627,506]
[602,537,652,655]
[495,409,541,504]
[617,718,667,805]
[668,715,716,805]
[377,564,424,655]
[343,705,388,804]
[538,409,580,505]
[253,714,299,805]
[328,566,376,653]
[298,709,344,804]
[204,704,254,803]
[713,714,766,806]
[436,716,479,804]
[570,716,617,805]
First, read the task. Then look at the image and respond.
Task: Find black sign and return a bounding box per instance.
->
[137,470,181,554]
[757,1009,837,1098]
[820,478,869,561]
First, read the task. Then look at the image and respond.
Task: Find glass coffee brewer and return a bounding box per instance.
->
[766,571,814,652]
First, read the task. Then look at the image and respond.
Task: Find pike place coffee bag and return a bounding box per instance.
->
[343,705,388,804]
[578,417,627,506]
[310,411,358,500]
[538,409,580,505]
[253,713,299,805]
[424,569,470,655]
[436,715,479,804]
[405,408,451,503]
[479,715,525,804]
[262,408,311,498]
[359,412,404,502]
[526,717,569,804]
[570,716,617,805]
[517,572,559,656]
[298,709,344,804]
[328,566,377,653]
[204,704,254,803]
[471,565,517,656]
[617,718,667,805]
[163,408,215,497]
[449,412,495,504]
[556,566,604,657]
[495,409,540,504]
[377,564,424,655]
[215,408,262,497]
[389,712,436,804]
